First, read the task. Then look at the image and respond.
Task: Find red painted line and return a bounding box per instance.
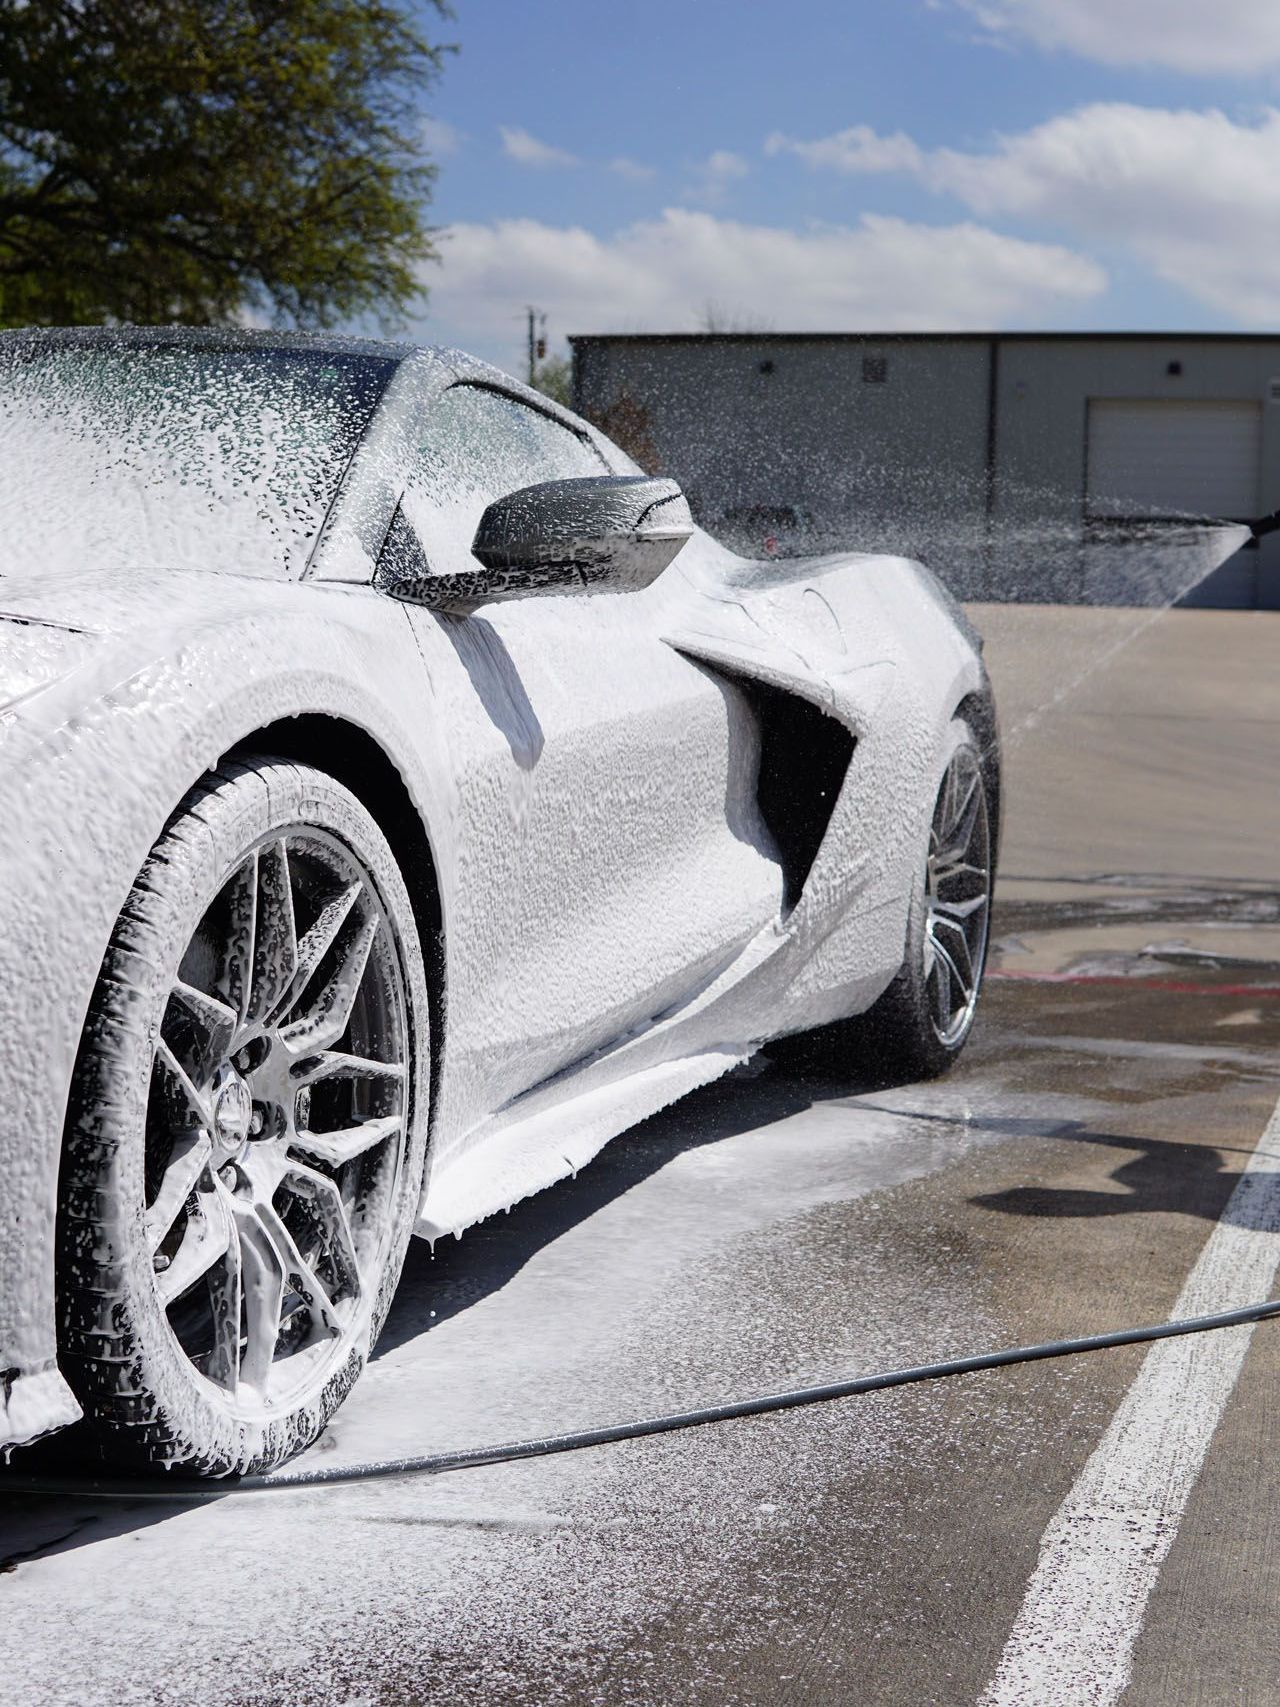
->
[988,970,1280,999]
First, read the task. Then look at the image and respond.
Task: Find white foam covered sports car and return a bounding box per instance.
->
[0,329,999,1475]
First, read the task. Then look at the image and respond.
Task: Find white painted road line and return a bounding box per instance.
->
[980,1092,1280,1707]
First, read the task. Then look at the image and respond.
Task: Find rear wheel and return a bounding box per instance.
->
[799,720,992,1083]
[57,758,429,1477]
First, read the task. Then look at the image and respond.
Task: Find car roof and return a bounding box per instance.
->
[0,325,611,474]
[0,327,570,408]
[0,324,444,366]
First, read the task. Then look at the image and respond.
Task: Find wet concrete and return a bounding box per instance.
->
[2,605,1279,1704]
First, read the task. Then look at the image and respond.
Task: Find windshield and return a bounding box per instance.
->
[0,340,395,579]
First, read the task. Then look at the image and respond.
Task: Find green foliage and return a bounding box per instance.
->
[0,0,454,330]
[531,354,572,408]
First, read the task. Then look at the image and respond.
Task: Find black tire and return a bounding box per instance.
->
[797,719,992,1084]
[57,758,430,1477]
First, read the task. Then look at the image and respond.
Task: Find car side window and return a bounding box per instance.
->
[399,382,607,574]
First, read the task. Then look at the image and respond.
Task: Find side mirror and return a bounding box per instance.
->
[474,474,692,585]
[383,475,693,613]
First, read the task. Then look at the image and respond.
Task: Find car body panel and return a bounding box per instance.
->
[415,553,983,1239]
[397,569,787,1143]
[0,333,994,1451]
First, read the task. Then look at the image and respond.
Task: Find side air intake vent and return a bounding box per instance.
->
[738,678,856,909]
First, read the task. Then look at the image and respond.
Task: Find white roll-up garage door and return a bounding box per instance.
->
[1086,399,1261,521]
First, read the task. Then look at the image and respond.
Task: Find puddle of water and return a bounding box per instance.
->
[990,922,1280,980]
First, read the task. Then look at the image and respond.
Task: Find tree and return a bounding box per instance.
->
[0,1,454,329]
[531,353,572,409]
[696,300,772,334]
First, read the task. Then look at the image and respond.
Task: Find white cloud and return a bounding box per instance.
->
[766,125,924,175]
[609,156,656,182]
[499,126,579,168]
[685,149,750,204]
[421,208,1105,365]
[702,149,749,182]
[954,0,1280,75]
[771,103,1280,321]
[420,117,462,157]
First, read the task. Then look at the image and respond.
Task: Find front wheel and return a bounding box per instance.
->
[57,758,429,1477]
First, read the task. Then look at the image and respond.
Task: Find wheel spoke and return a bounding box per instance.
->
[942,922,975,995]
[256,1200,344,1340]
[932,849,988,887]
[927,939,953,1027]
[283,1161,362,1295]
[942,766,979,844]
[153,1037,211,1129]
[146,1130,214,1250]
[280,910,380,1053]
[168,982,238,1080]
[156,1183,234,1307]
[290,1049,406,1088]
[229,1198,287,1394]
[933,760,982,861]
[204,1184,243,1392]
[930,933,968,1011]
[932,910,981,963]
[932,893,988,922]
[247,840,298,1024]
[291,1113,402,1170]
[275,879,363,1020]
[948,760,964,827]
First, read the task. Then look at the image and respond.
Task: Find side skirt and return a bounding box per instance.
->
[415,1047,747,1243]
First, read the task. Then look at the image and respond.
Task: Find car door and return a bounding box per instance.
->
[390,380,784,1125]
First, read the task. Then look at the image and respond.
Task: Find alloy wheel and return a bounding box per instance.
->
[144,829,408,1414]
[923,746,991,1049]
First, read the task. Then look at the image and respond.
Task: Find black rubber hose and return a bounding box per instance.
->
[5,1294,1280,1503]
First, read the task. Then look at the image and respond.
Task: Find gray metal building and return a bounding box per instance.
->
[570,332,1280,608]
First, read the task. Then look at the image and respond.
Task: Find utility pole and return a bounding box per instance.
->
[526,305,547,385]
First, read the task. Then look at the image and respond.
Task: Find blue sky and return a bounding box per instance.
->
[406,1,1280,372]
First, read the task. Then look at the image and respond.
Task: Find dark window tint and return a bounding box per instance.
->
[401,383,605,572]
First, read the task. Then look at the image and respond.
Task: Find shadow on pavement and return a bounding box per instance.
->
[0,1490,191,1574]
[970,1128,1242,1225]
